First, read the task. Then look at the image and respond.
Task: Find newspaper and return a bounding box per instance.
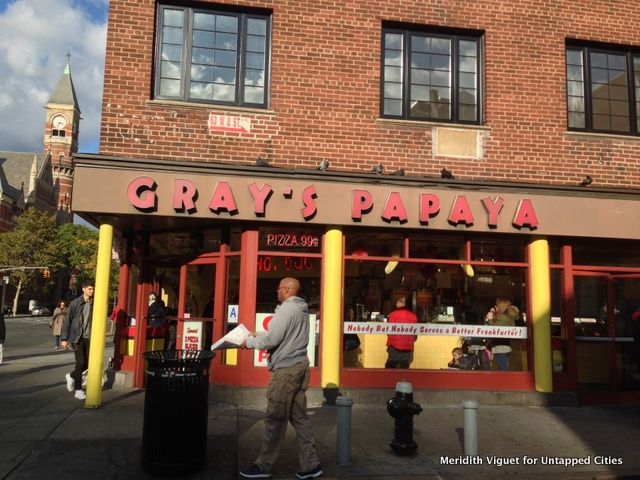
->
[210,323,251,350]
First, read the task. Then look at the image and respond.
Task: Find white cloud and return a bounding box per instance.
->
[0,0,108,153]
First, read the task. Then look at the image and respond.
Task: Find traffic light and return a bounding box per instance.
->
[43,268,50,279]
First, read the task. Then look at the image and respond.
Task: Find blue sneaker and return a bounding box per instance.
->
[239,464,271,479]
[296,464,323,479]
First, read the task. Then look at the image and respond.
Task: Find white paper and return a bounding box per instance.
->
[210,323,250,350]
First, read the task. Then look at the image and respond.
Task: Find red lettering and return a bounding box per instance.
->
[381,192,408,223]
[248,182,273,216]
[512,199,539,229]
[448,196,474,226]
[262,315,273,331]
[351,189,373,220]
[481,196,504,228]
[419,193,440,225]
[301,185,317,220]
[209,182,238,215]
[128,176,157,211]
[173,179,197,212]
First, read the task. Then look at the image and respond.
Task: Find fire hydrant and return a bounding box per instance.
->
[387,381,423,455]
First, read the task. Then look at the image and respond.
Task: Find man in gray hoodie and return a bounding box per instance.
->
[239,277,322,480]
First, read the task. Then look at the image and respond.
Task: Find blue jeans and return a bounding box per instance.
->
[494,352,510,371]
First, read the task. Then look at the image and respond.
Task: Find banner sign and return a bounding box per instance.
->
[343,322,528,339]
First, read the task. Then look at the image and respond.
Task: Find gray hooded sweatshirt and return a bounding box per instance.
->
[246,296,310,371]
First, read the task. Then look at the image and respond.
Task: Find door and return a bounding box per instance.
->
[573,272,640,401]
[610,275,640,392]
[177,259,218,350]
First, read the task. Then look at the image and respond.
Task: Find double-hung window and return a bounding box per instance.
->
[381,25,482,124]
[566,43,640,134]
[155,5,270,107]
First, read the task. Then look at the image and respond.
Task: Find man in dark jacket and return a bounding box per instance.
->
[61,280,95,400]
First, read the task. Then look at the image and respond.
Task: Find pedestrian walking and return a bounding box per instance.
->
[239,277,322,480]
[49,300,67,350]
[61,280,95,400]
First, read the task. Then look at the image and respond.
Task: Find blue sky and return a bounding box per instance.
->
[0,0,109,154]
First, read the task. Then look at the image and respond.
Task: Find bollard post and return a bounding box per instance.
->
[335,396,353,466]
[461,400,478,456]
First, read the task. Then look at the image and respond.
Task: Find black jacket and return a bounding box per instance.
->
[147,299,166,327]
[61,294,93,344]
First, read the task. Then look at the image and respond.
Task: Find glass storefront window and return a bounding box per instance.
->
[229,227,242,251]
[149,229,222,256]
[343,234,529,371]
[220,255,241,365]
[256,254,321,366]
[408,233,465,260]
[550,269,567,374]
[183,263,216,349]
[126,264,139,323]
[259,226,322,254]
[572,240,640,268]
[549,241,562,265]
[153,266,180,316]
[471,235,526,263]
[346,230,405,257]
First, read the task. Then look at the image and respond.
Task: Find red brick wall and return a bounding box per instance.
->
[100,0,640,188]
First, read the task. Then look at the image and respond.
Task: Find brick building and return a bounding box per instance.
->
[75,0,640,403]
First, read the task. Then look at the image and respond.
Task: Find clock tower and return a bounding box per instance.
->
[44,57,80,224]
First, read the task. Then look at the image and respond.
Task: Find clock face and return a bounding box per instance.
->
[52,115,67,129]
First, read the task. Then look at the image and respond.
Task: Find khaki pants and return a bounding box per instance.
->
[255,360,320,472]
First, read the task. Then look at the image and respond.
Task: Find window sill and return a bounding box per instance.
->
[146,99,276,116]
[565,130,640,142]
[376,117,491,131]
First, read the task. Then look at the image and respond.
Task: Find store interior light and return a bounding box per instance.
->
[384,260,399,274]
[460,264,474,277]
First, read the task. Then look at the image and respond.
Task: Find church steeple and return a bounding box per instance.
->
[45,56,80,224]
[48,54,80,110]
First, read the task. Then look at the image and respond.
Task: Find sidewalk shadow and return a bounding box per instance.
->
[4,350,76,361]
[0,362,74,384]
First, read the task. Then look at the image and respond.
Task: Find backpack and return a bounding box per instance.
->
[459,353,481,370]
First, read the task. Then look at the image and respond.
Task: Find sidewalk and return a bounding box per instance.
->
[1,338,639,479]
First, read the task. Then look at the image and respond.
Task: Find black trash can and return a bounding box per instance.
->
[142,349,215,474]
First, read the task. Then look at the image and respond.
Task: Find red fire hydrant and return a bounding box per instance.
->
[387,381,423,455]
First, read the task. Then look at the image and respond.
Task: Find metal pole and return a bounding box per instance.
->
[336,396,353,466]
[462,400,478,456]
[85,220,114,408]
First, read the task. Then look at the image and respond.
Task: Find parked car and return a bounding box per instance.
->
[31,306,51,316]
